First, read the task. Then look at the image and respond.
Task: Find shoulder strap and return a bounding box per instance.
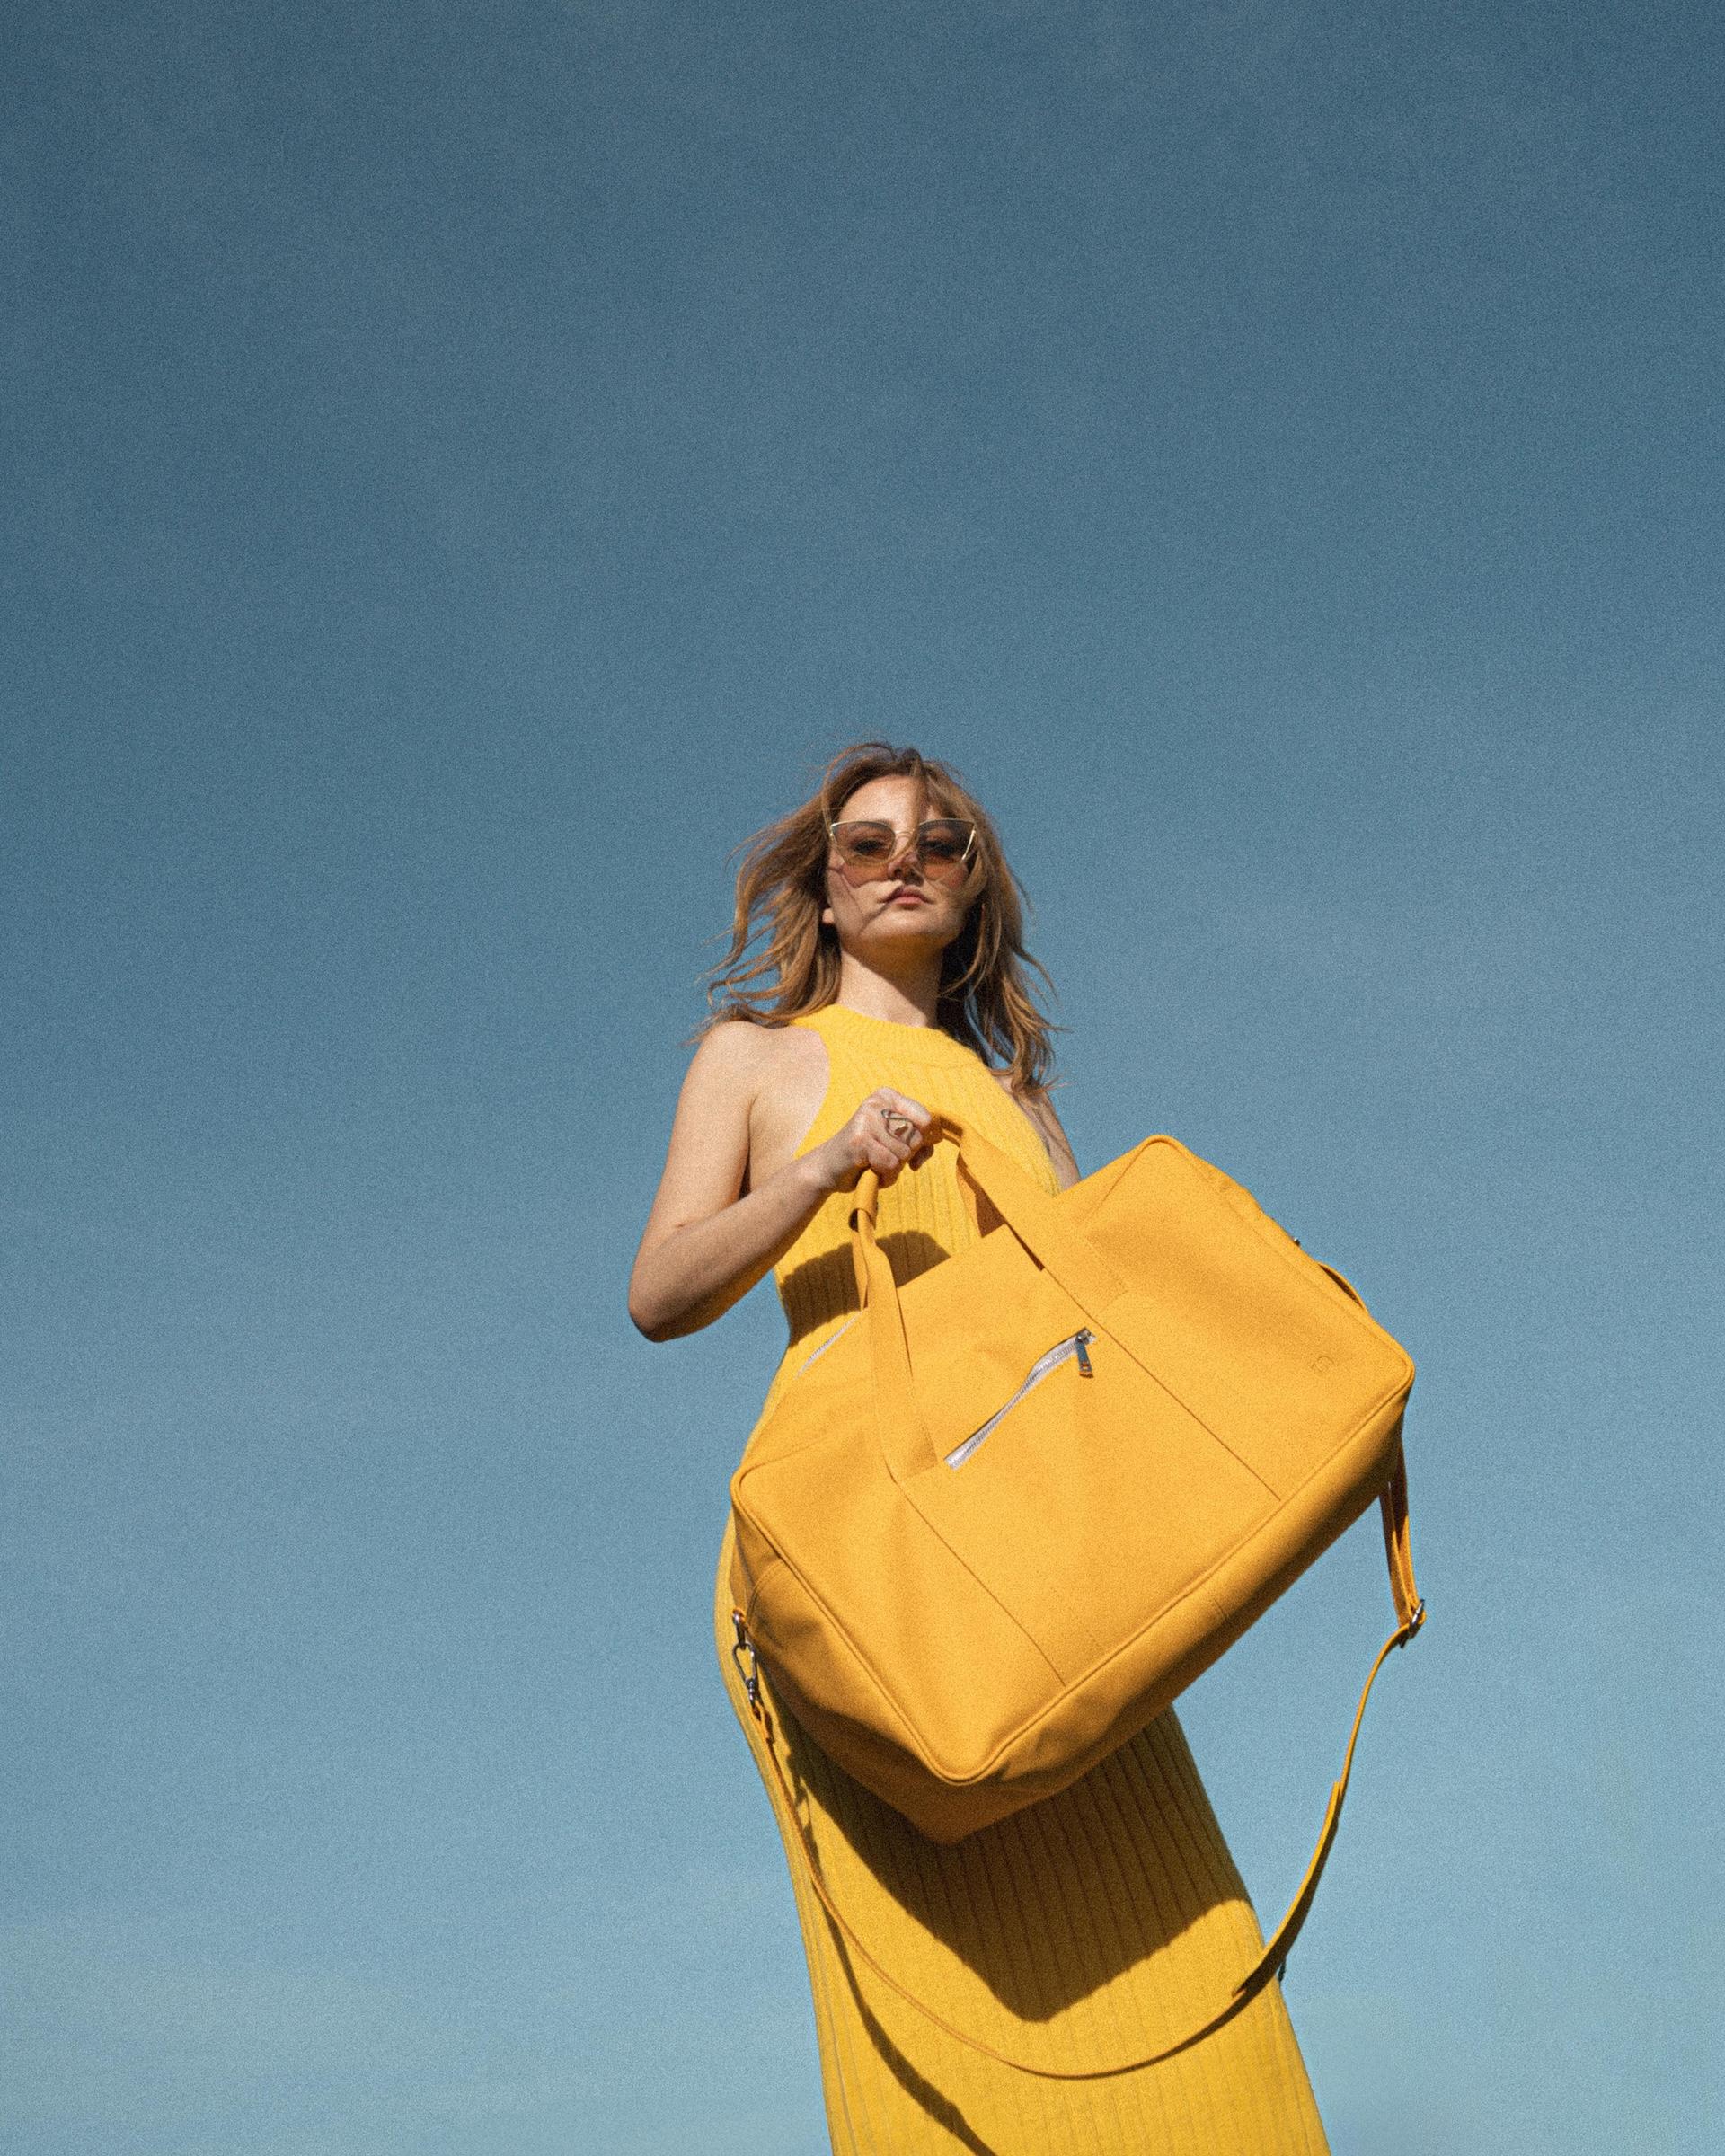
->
[730,1459,1423,2080]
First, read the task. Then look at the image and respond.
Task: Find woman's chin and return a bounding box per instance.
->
[860,914,953,951]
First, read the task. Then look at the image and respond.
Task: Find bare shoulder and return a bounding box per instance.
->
[740,1021,831,1182]
[688,1016,823,1095]
[678,1019,830,1187]
[688,1015,778,1074]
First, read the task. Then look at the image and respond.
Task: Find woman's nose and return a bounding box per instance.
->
[887,838,924,880]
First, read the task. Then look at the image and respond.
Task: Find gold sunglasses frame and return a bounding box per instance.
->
[826,817,980,887]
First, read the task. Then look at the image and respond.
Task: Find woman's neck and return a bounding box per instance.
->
[832,953,943,1029]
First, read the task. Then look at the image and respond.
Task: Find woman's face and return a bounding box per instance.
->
[820,773,979,962]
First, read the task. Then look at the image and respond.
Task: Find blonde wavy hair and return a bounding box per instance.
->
[704,741,1059,1092]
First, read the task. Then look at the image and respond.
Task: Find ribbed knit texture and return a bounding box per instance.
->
[774,1004,1052,1351]
[717,1004,1331,2154]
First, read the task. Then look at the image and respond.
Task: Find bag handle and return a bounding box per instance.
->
[853,1115,1131,1318]
[849,1116,1132,1480]
[731,1455,1424,2080]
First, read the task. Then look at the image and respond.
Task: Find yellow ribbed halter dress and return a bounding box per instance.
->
[714,1004,1331,2154]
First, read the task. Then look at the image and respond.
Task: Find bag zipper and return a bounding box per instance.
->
[796,1313,858,1374]
[943,1329,1094,1470]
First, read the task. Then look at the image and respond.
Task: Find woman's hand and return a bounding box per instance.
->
[805,1088,935,1195]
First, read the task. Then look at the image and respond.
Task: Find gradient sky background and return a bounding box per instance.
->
[4,4,1721,2152]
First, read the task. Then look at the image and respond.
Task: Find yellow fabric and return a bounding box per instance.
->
[731,1102,1416,1848]
[715,1004,1331,2152]
[771,1003,1056,1354]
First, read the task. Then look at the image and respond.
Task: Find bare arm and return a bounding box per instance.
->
[628,1025,933,1342]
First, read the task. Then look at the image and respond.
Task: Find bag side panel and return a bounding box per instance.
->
[1080,1141,1412,1498]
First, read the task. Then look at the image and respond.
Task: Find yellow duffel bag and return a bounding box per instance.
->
[729,1119,1423,1875]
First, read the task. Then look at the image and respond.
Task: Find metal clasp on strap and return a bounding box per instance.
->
[730,1611,773,1737]
[730,1610,757,1701]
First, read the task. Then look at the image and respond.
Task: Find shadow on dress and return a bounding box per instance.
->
[780,1231,953,1348]
[835,1942,1004,2156]
[771,1682,1252,2029]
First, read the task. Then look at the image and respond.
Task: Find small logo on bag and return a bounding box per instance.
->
[1312,1354,1334,1374]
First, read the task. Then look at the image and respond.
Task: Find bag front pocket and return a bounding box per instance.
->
[913,1334,1280,1685]
[944,1330,1093,1469]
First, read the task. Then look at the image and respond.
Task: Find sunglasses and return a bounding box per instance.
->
[827,817,979,888]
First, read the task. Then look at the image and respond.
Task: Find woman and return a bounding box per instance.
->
[631,743,1329,2154]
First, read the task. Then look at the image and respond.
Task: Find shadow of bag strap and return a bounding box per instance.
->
[729,1455,1425,2080]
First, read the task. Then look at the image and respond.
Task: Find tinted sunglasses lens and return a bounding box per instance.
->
[918,823,974,879]
[831,823,898,879]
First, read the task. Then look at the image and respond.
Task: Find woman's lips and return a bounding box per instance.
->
[885,888,931,906]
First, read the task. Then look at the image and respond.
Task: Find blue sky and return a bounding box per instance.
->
[4,3,1721,2152]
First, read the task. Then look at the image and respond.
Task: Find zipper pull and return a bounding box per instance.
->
[1074,1330,1093,1377]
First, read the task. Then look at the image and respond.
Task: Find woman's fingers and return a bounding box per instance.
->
[871,1090,933,1144]
[875,1100,929,1162]
[827,1089,935,1188]
[862,1126,912,1173]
